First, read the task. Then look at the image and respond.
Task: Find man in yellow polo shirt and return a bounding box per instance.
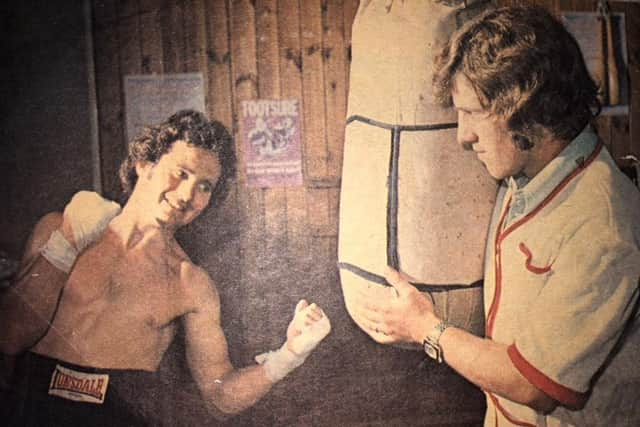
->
[352,5,640,426]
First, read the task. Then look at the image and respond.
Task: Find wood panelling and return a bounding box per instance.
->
[94,0,125,202]
[322,0,348,182]
[300,0,328,182]
[139,0,164,74]
[278,0,313,262]
[90,0,640,424]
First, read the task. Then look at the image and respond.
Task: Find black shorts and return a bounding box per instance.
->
[2,352,166,427]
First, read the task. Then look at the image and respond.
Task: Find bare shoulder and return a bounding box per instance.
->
[179,260,221,312]
[22,212,63,262]
[180,261,214,288]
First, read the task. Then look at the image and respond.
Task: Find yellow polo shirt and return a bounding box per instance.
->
[483,127,640,426]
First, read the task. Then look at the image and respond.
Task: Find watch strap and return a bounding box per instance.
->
[423,320,451,363]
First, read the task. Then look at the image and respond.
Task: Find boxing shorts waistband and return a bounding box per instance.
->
[16,352,156,404]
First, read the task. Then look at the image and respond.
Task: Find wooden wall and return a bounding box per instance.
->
[89,0,640,425]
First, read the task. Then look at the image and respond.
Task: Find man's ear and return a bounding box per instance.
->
[135,161,152,179]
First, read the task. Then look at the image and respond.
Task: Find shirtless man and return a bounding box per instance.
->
[0,110,331,425]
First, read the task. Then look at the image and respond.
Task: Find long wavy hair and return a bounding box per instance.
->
[433,4,600,149]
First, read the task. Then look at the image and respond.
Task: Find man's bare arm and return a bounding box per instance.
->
[0,192,121,355]
[182,264,330,416]
[436,320,557,413]
[181,266,270,415]
[0,213,69,354]
[353,268,557,413]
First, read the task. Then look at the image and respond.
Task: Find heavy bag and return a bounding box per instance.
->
[338,0,497,340]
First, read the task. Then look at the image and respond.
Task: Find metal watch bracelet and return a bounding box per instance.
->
[423,320,451,363]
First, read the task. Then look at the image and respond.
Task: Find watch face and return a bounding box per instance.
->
[424,337,443,362]
[424,341,438,360]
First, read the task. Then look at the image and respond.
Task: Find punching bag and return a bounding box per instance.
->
[339,0,497,341]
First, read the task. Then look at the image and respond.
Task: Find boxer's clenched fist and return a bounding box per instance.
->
[41,191,121,273]
[255,300,331,383]
[286,299,331,357]
[62,191,121,252]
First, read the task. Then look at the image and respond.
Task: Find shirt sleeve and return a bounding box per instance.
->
[509,216,640,407]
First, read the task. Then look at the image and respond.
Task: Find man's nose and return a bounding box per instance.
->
[456,112,477,149]
[176,180,196,206]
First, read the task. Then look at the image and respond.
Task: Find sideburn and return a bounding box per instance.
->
[512,134,535,151]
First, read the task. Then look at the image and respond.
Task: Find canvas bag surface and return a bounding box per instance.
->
[339,0,497,336]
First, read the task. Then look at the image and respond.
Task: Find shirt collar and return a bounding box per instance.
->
[505,126,599,221]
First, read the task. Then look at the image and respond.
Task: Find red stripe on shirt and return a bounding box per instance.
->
[487,392,537,427]
[486,142,603,338]
[486,197,512,338]
[508,344,588,409]
[518,242,553,274]
[498,142,603,243]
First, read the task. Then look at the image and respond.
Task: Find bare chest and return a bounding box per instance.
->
[61,244,187,331]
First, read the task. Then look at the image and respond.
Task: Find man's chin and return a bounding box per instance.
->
[479,162,495,177]
[485,166,506,181]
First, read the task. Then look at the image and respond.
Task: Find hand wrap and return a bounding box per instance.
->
[255,345,307,383]
[40,230,78,273]
[66,191,121,252]
[255,302,331,382]
[40,191,121,273]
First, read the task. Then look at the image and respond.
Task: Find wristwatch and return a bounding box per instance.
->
[423,320,451,363]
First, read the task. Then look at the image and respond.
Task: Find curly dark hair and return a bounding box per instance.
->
[119,110,236,205]
[433,4,600,149]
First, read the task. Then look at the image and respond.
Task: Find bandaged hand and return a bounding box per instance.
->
[63,191,121,252]
[285,300,331,356]
[255,299,331,382]
[41,191,121,273]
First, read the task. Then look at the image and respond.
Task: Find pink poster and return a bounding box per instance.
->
[241,99,303,188]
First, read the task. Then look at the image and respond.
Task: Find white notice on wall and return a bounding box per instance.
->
[124,73,206,144]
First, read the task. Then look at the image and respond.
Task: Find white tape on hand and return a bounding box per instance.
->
[40,230,78,273]
[285,300,332,357]
[65,191,121,252]
[287,314,331,357]
[255,344,306,383]
[254,302,331,383]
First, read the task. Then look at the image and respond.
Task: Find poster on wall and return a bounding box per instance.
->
[124,73,206,144]
[241,99,303,188]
